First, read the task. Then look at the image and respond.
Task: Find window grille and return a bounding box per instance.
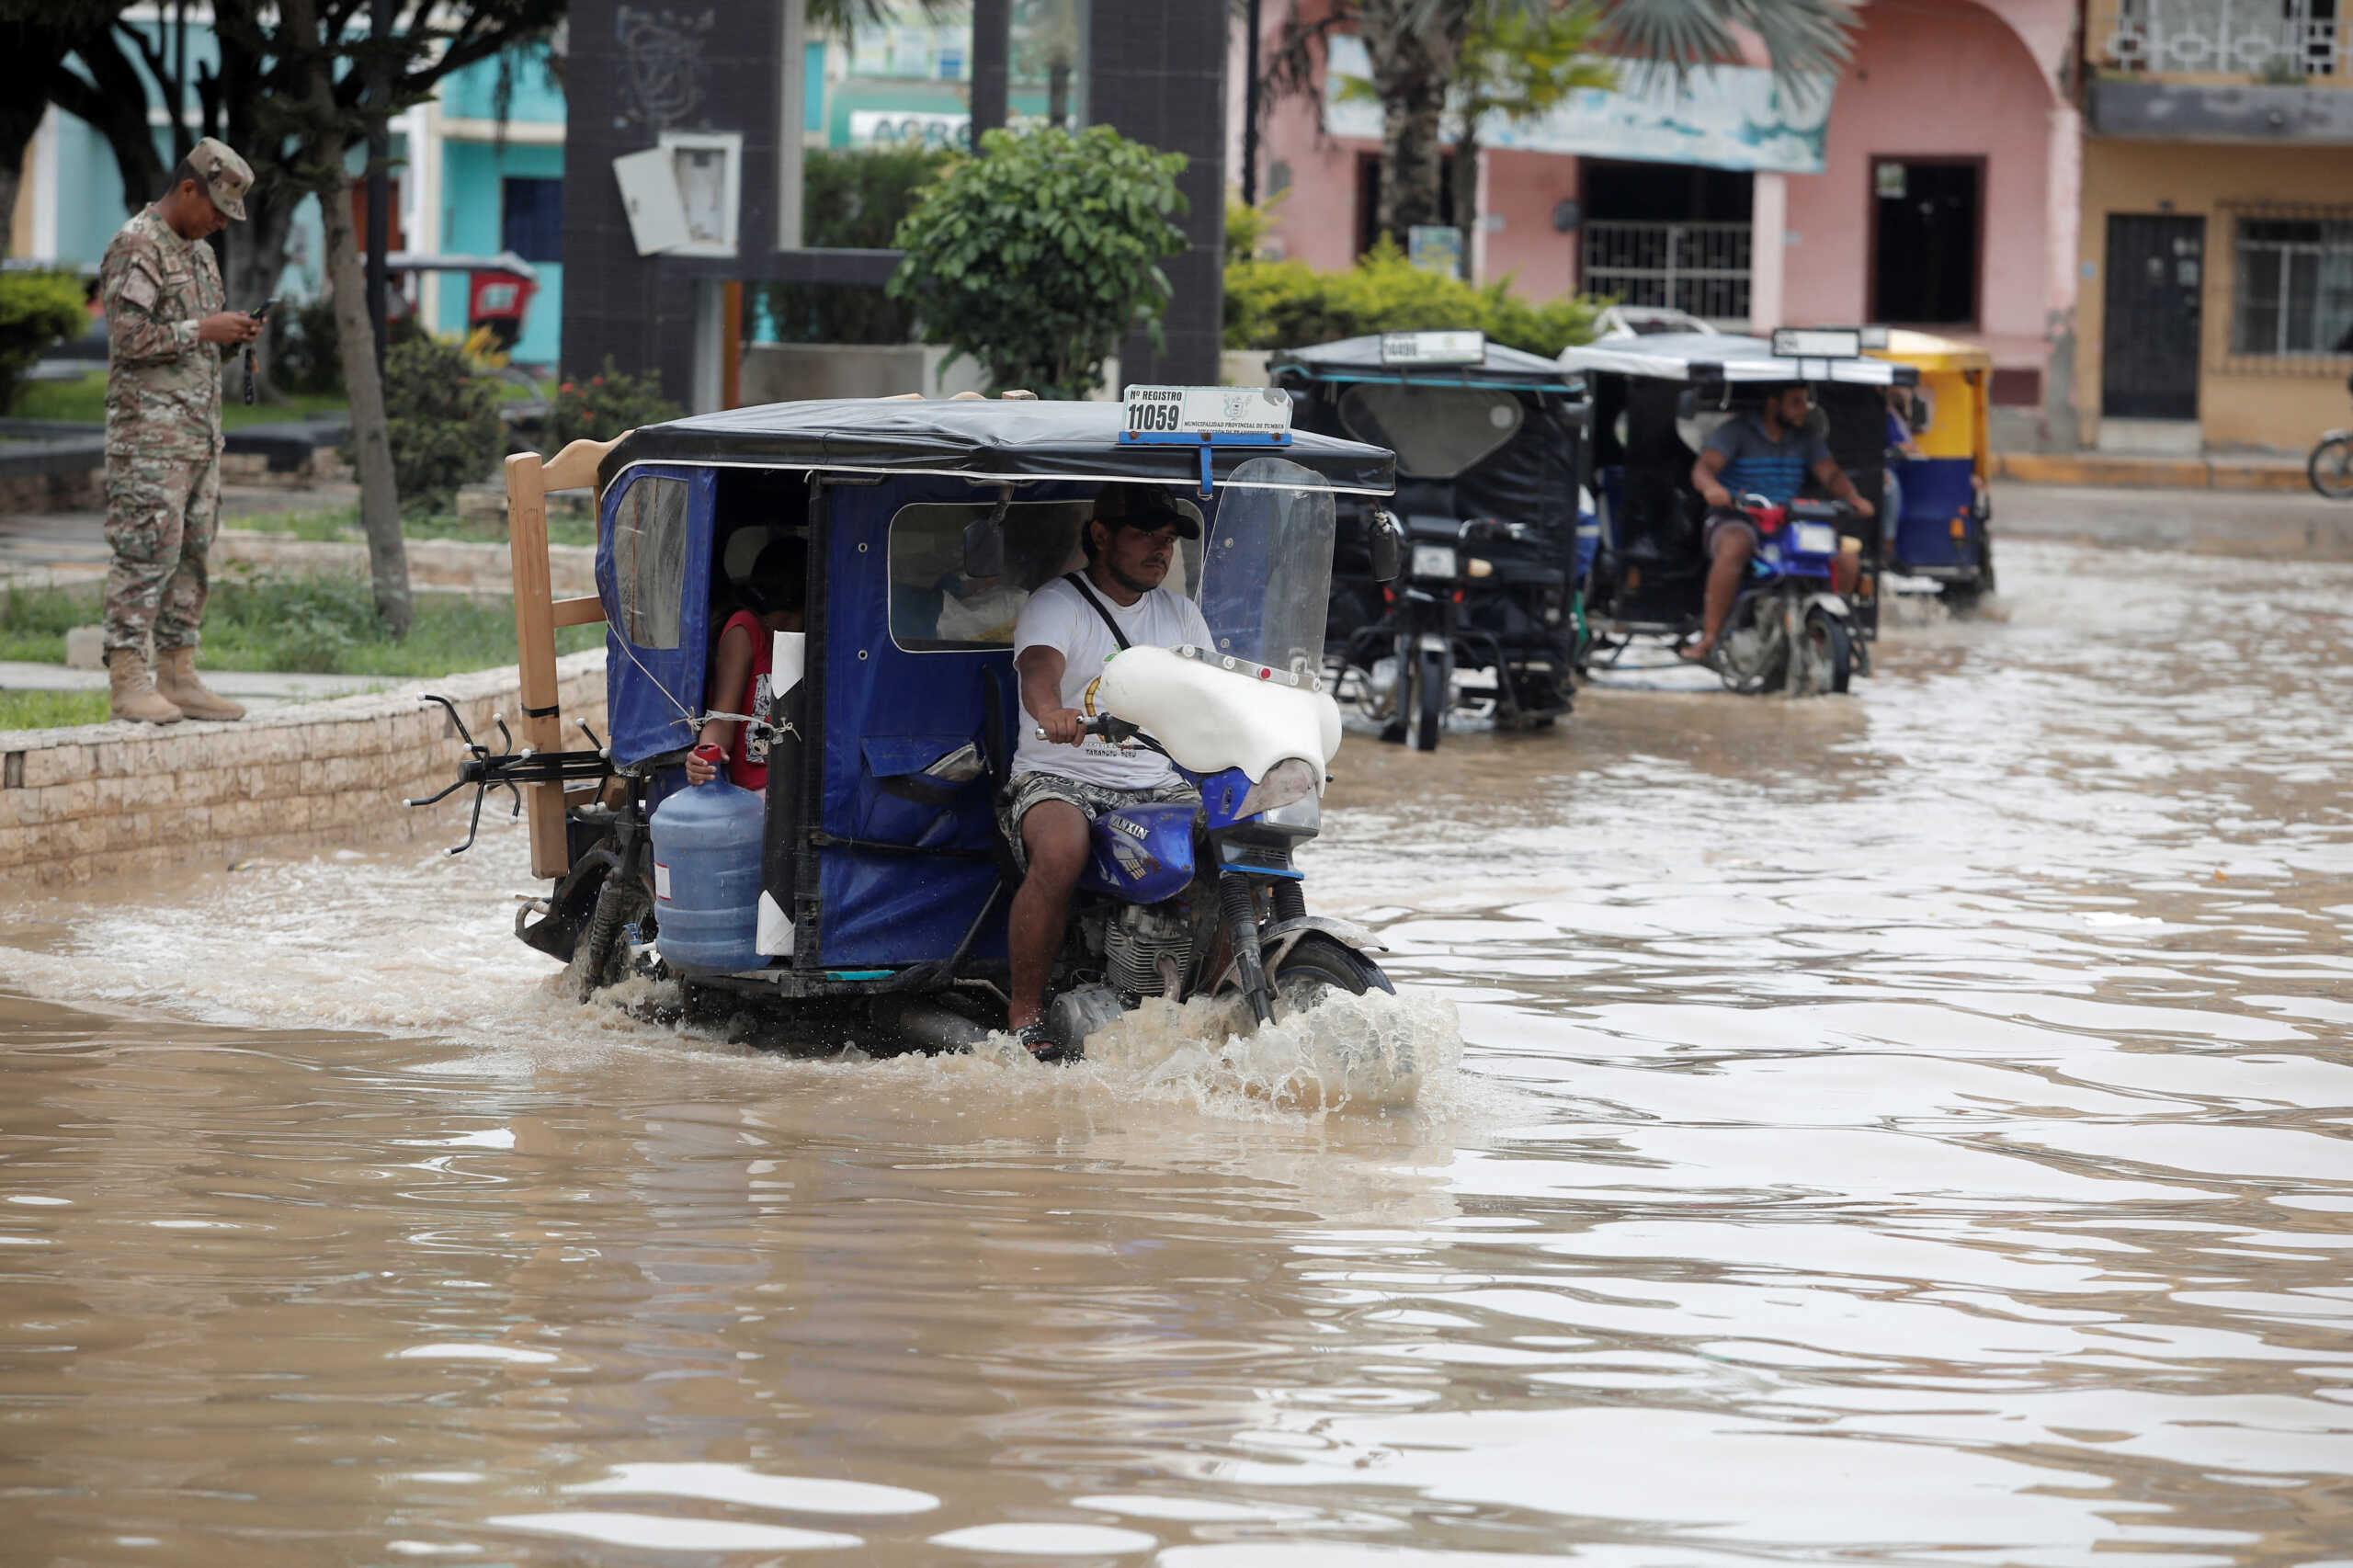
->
[2105,0,2346,79]
[1581,222,1752,326]
[2224,203,2353,371]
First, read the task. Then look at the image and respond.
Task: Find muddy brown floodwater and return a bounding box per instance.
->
[4,538,2351,1567]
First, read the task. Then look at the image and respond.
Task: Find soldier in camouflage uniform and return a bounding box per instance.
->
[99,137,263,724]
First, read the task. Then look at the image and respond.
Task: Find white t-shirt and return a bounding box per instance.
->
[1012,574,1214,789]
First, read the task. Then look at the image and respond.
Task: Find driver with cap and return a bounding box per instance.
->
[1002,483,1214,1057]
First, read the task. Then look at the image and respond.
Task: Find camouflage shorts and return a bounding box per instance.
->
[104,448,221,654]
[997,771,1199,872]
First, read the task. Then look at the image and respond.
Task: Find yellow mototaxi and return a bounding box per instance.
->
[1869,329,1995,605]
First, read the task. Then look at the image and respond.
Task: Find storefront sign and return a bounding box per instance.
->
[1324,37,1832,176]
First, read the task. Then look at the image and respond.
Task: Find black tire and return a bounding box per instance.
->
[1804,610,1852,695]
[1271,932,1395,1021]
[2310,436,2353,500]
[1409,648,1445,751]
[564,874,652,1000]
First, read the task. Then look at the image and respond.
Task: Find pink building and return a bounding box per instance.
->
[1239,0,2080,436]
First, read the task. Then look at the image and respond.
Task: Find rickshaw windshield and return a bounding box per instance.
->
[1196,456,1336,678]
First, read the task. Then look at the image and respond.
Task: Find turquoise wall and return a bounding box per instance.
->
[436,139,565,364]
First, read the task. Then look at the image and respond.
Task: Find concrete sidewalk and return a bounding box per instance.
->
[1990,480,2353,560]
[0,659,396,711]
[1993,450,2308,492]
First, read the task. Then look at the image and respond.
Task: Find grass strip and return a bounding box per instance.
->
[0,688,111,730]
[0,574,600,676]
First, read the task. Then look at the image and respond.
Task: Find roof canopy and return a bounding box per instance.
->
[1268,335,1575,389]
[1559,332,1918,387]
[600,396,1397,494]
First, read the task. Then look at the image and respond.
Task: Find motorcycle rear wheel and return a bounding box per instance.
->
[2310,436,2353,500]
[565,875,652,1000]
[1407,649,1446,751]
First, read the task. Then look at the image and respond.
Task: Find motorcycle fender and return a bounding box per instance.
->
[1802,592,1850,620]
[1208,915,1389,999]
[2322,428,2353,444]
[1416,633,1449,654]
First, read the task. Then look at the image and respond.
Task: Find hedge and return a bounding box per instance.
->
[1223,240,1605,359]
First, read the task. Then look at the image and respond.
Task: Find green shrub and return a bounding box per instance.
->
[547,357,679,451]
[379,334,506,511]
[0,270,92,414]
[1224,240,1606,358]
[269,295,344,396]
[889,125,1188,399]
[760,144,954,345]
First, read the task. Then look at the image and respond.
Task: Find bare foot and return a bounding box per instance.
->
[1677,639,1715,663]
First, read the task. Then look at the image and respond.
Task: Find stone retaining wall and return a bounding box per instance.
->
[1,650,607,888]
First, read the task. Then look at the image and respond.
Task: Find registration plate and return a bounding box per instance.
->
[1792,521,1839,556]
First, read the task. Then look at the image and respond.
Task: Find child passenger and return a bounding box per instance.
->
[683,537,805,788]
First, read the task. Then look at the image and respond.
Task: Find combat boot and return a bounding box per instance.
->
[107,649,184,725]
[153,647,245,722]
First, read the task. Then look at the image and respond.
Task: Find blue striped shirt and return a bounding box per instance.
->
[1705,414,1831,506]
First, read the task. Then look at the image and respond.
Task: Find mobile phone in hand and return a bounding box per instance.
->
[250,296,281,323]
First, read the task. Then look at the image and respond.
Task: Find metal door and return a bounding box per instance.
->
[2103,215,2204,420]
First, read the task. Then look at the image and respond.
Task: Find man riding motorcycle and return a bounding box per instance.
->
[1683,381,1873,664]
[1003,483,1213,1056]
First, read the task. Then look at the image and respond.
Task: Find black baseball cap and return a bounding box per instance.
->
[1093,483,1201,539]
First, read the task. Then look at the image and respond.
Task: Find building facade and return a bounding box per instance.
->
[1244,0,2081,446]
[2073,0,2353,452]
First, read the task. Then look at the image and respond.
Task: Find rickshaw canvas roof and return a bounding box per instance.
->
[599,397,1396,494]
[1559,332,1917,386]
[1269,335,1574,389]
[1870,329,1993,373]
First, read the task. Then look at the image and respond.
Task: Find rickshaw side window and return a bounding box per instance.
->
[886,500,1090,652]
[1337,384,1523,479]
[611,476,690,650]
[885,497,1205,652]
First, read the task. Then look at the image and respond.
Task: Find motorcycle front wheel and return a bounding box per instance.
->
[1802,610,1853,695]
[1271,933,1396,1021]
[2310,436,2353,500]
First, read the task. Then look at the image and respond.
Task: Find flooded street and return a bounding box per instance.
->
[4,536,2350,1566]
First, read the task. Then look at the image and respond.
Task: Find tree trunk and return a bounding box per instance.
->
[1360,0,1467,250]
[1450,128,1480,276]
[316,153,411,636]
[280,0,407,634]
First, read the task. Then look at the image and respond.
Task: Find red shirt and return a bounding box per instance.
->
[714,609,775,791]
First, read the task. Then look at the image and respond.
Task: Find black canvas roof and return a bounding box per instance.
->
[1267,335,1574,388]
[599,395,1396,494]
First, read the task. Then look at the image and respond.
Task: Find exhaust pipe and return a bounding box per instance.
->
[870,996,994,1054]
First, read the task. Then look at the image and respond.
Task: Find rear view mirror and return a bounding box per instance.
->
[1368,506,1404,583]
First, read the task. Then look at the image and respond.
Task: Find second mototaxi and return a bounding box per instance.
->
[1562,328,1920,696]
[413,389,1408,1061]
[1270,330,1591,750]
[1869,330,1995,608]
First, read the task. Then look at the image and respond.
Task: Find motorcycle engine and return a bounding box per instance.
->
[1104,902,1192,1000]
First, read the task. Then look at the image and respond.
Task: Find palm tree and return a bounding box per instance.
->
[1270,0,1859,252]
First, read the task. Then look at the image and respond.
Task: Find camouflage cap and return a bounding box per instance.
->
[186,137,252,221]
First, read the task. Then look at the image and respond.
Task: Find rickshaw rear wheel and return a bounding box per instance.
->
[1271,933,1395,1023]
[566,875,653,1000]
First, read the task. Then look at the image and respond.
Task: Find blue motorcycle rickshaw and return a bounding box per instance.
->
[1561,331,1918,696]
[1268,331,1591,749]
[415,392,1404,1057]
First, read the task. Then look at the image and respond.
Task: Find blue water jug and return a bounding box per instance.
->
[649,777,767,974]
